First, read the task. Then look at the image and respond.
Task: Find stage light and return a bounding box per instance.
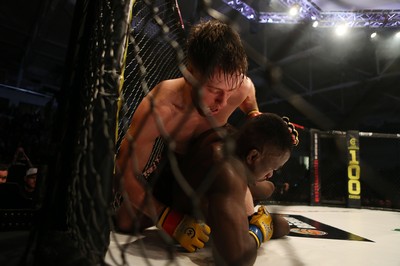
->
[335,24,348,36]
[395,31,400,38]
[289,4,301,17]
[370,32,377,39]
[225,0,400,27]
[312,21,319,28]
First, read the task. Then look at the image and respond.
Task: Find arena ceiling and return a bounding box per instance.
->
[0,0,399,133]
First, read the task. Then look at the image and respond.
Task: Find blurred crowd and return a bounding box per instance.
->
[0,103,53,209]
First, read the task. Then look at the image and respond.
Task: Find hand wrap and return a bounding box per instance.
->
[282,116,299,146]
[157,207,211,252]
[248,206,273,248]
[247,110,262,119]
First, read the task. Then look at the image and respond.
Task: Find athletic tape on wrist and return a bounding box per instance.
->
[158,207,184,236]
[247,110,261,117]
[249,224,263,248]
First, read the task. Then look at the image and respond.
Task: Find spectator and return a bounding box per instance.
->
[8,146,32,187]
[0,163,8,184]
[0,164,33,209]
[22,167,38,200]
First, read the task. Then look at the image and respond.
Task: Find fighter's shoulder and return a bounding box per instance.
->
[210,152,247,195]
[231,76,253,98]
[191,126,235,152]
[240,76,254,89]
[145,78,183,112]
[188,129,223,157]
[150,78,182,96]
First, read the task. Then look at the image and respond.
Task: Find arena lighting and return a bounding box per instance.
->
[396,31,400,38]
[312,20,319,28]
[370,32,377,38]
[224,0,400,28]
[335,24,348,36]
[289,4,301,17]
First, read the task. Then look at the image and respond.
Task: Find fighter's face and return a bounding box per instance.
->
[246,148,291,185]
[0,170,7,184]
[25,174,37,189]
[191,68,242,116]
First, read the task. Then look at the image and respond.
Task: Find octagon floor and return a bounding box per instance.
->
[105,205,400,266]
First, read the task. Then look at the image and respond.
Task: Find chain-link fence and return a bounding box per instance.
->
[6,0,398,265]
[270,128,400,210]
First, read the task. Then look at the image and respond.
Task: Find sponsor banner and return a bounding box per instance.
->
[347,130,361,208]
[283,214,373,242]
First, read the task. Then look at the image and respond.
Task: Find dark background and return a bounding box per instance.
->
[1,0,399,134]
[0,0,399,208]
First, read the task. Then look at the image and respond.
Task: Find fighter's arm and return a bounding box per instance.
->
[116,90,167,219]
[238,77,261,117]
[207,160,258,265]
[117,89,211,252]
[249,180,275,201]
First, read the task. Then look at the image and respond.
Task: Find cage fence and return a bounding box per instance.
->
[269,128,400,210]
[11,0,399,265]
[30,0,206,265]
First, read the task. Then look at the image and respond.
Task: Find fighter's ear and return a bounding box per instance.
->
[246,149,261,165]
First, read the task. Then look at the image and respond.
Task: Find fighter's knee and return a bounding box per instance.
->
[114,209,134,233]
[114,204,153,234]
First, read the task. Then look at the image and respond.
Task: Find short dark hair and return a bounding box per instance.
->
[187,19,248,83]
[235,113,294,160]
[0,163,9,171]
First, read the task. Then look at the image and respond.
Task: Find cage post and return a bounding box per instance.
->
[309,129,321,205]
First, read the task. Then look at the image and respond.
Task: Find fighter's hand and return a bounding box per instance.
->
[157,207,211,252]
[282,116,299,146]
[248,206,273,248]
